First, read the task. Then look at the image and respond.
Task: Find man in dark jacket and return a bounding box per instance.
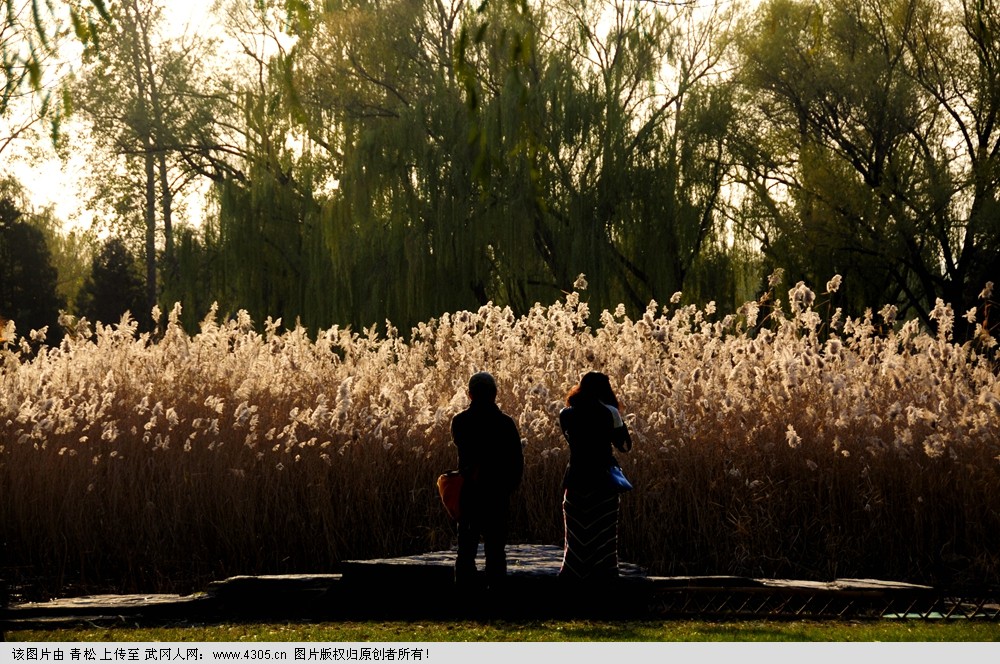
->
[451,371,524,590]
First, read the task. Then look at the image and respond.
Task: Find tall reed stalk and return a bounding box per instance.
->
[1,277,998,597]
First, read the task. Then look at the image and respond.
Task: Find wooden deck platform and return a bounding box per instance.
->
[2,544,998,631]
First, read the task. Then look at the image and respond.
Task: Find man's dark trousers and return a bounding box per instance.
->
[456,492,510,588]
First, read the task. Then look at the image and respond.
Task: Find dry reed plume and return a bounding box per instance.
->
[1,274,998,597]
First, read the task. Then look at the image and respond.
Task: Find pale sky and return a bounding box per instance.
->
[1,1,218,233]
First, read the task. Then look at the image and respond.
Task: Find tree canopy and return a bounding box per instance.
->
[735,0,1000,330]
[3,0,998,339]
[0,184,64,343]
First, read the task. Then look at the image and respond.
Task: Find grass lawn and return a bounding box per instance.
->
[7,619,1000,642]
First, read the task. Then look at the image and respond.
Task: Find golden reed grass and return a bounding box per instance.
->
[1,275,998,596]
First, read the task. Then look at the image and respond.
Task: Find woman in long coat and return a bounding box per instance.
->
[558,371,632,580]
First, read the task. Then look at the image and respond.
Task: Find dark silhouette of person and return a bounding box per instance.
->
[451,371,524,590]
[558,371,633,581]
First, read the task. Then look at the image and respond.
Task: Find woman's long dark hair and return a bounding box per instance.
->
[566,371,621,410]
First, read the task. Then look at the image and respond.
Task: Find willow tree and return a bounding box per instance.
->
[536,0,746,312]
[205,0,546,330]
[736,0,1000,327]
[204,0,750,332]
[1,2,43,152]
[2,0,108,137]
[288,0,747,326]
[289,0,461,327]
[196,0,337,331]
[282,0,559,327]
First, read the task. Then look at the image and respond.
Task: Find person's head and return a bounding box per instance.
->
[468,371,498,403]
[566,371,620,409]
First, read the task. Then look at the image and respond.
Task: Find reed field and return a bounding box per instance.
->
[1,273,999,598]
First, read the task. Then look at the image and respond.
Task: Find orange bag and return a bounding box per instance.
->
[436,470,464,521]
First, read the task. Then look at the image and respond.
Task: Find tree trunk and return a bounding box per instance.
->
[123,0,158,319]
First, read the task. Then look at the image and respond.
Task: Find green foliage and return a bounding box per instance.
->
[1,0,109,134]
[45,229,94,309]
[736,0,1000,331]
[200,0,750,333]
[13,202,97,311]
[38,0,1000,338]
[69,0,226,319]
[165,224,220,331]
[75,236,148,329]
[210,159,333,331]
[0,191,65,344]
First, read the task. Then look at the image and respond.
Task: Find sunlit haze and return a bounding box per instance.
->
[1,1,220,234]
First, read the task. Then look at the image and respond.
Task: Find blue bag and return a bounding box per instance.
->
[608,465,633,492]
